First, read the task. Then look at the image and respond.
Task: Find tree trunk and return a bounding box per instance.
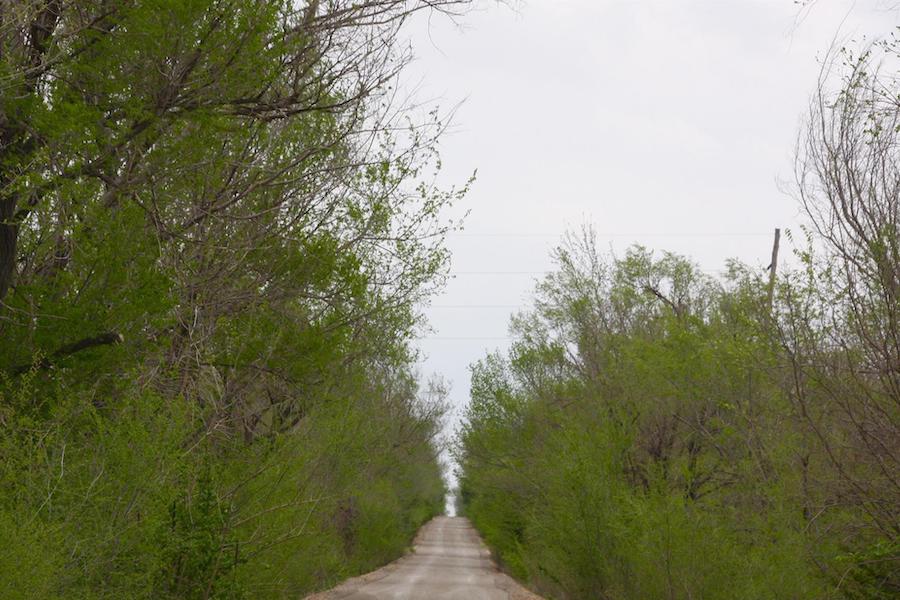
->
[0,190,17,302]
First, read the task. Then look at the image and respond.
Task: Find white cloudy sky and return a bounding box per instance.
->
[399,0,895,475]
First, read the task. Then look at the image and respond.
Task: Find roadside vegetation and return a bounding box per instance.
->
[0,1,469,597]
[457,37,900,600]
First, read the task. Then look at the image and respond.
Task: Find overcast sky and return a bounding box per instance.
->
[399,0,895,480]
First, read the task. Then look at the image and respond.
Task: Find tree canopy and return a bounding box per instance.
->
[0,1,472,597]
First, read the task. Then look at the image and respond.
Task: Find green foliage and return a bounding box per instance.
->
[0,1,461,597]
[457,239,893,599]
[0,366,446,598]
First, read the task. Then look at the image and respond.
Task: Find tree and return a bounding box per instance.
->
[785,38,900,594]
[0,1,472,596]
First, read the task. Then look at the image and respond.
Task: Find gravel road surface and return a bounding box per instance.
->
[307,516,543,600]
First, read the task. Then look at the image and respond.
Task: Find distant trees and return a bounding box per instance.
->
[456,34,900,600]
[1,1,469,597]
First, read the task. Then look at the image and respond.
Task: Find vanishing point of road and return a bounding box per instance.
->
[307,516,543,600]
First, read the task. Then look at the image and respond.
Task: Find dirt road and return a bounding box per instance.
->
[308,516,542,600]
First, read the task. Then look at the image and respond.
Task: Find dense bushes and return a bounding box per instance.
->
[457,236,895,599]
[0,369,446,598]
[457,26,899,600]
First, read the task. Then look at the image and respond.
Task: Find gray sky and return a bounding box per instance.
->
[401,0,895,479]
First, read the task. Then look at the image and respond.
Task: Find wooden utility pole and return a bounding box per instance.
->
[767,228,780,311]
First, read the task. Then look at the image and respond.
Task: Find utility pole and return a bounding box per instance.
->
[767,228,780,311]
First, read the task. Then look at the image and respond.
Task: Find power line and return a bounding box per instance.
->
[429,304,522,308]
[446,269,731,275]
[450,271,550,275]
[447,232,774,238]
[418,336,513,341]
